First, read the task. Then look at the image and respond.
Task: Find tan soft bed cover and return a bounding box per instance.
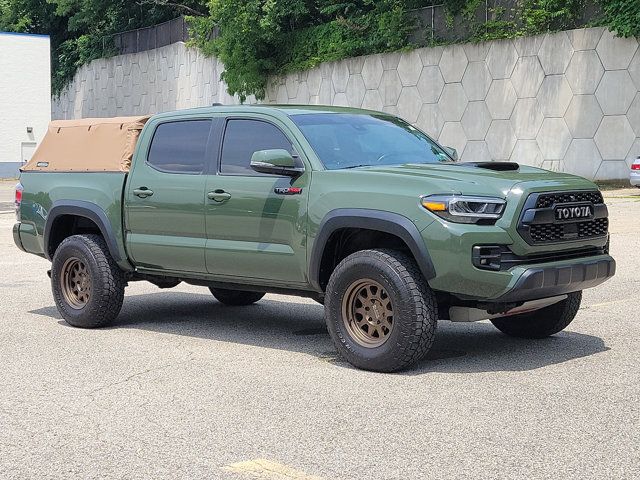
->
[22,116,151,172]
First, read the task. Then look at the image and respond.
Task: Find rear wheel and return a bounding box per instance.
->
[324,249,437,373]
[51,234,125,328]
[209,287,265,306]
[490,292,582,339]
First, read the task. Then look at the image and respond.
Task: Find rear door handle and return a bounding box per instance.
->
[207,190,231,202]
[133,188,154,198]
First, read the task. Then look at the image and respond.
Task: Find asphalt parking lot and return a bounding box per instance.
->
[1,180,638,479]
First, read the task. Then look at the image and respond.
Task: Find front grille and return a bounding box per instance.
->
[528,218,609,243]
[579,218,608,238]
[536,191,604,208]
[518,190,609,245]
[530,223,564,242]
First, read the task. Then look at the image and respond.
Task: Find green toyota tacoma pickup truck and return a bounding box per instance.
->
[13,105,615,372]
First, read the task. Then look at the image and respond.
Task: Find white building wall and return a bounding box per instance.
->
[0,32,51,178]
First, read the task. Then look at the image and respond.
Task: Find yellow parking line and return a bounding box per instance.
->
[589,299,630,308]
[222,459,323,480]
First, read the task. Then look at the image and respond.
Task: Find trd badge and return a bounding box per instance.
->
[274,187,303,195]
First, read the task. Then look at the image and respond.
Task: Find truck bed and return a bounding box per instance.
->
[16,172,130,270]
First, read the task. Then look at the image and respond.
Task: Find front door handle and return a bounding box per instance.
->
[133,188,154,198]
[208,190,231,202]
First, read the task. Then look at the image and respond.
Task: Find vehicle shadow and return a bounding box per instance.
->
[30,291,609,374]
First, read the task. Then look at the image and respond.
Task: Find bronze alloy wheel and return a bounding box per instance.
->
[341,279,394,348]
[51,235,126,328]
[60,257,92,309]
[325,249,437,372]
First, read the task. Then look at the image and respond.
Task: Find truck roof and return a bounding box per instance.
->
[150,104,383,119]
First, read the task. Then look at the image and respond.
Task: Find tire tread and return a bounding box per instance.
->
[490,292,581,339]
[209,287,265,306]
[325,248,437,372]
[52,234,125,328]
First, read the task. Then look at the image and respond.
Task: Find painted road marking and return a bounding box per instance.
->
[222,459,323,480]
[588,299,632,308]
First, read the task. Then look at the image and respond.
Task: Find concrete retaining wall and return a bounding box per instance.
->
[52,42,238,120]
[53,27,640,181]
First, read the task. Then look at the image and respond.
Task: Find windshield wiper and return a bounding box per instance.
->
[341,164,372,169]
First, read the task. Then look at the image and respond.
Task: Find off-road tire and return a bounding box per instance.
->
[490,292,582,339]
[51,234,125,328]
[324,249,437,373]
[209,288,265,306]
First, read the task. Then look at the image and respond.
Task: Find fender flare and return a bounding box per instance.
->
[308,208,436,291]
[44,200,123,263]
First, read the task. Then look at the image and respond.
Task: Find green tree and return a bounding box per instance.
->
[601,0,640,37]
[191,0,410,101]
[2,0,637,99]
[1,0,206,93]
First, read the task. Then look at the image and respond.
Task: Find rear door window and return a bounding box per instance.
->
[147,120,212,174]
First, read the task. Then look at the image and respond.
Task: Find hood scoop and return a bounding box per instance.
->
[461,162,520,171]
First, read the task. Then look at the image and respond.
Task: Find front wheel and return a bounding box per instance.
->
[209,287,265,306]
[490,292,582,339]
[51,234,125,328]
[324,249,437,373]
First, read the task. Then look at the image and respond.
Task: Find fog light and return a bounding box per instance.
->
[472,245,503,271]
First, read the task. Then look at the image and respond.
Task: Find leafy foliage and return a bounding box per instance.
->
[1,0,637,99]
[519,0,583,36]
[457,0,585,42]
[442,0,473,17]
[600,0,640,37]
[0,0,206,94]
[190,0,410,101]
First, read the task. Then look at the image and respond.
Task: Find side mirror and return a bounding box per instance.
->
[443,146,458,161]
[250,149,304,176]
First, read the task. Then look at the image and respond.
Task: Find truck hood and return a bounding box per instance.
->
[345,162,596,197]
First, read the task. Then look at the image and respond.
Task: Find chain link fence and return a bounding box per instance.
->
[104,3,602,56]
[408,1,601,45]
[109,16,189,55]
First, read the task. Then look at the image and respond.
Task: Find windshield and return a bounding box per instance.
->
[291,113,453,170]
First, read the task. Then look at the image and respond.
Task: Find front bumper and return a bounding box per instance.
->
[422,218,611,299]
[422,183,615,300]
[492,255,615,303]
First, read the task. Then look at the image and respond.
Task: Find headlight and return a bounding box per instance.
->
[421,194,506,224]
